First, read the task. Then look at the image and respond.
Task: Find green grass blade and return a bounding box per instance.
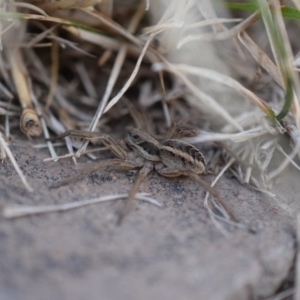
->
[222,2,258,11]
[281,6,300,19]
[217,2,300,20]
[276,78,293,120]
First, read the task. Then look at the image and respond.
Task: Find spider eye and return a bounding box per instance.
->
[130,132,139,139]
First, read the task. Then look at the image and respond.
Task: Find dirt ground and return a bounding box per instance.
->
[0,132,297,300]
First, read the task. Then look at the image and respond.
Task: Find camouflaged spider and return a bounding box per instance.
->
[50,128,236,224]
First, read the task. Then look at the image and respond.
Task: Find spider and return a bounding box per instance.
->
[49,127,236,224]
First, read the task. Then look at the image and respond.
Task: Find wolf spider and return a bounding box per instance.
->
[49,126,236,224]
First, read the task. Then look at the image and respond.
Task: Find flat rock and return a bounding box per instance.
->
[0,134,296,300]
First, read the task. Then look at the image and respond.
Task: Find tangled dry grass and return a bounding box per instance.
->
[1,0,300,231]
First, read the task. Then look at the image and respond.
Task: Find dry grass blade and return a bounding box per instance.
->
[141,21,184,36]
[185,171,237,222]
[46,37,59,109]
[45,0,99,10]
[43,146,107,162]
[63,26,153,61]
[184,127,268,143]
[76,63,97,99]
[63,26,119,49]
[202,157,248,235]
[28,79,58,160]
[25,25,58,48]
[85,46,127,134]
[13,2,48,16]
[153,63,244,131]
[103,34,155,114]
[238,31,282,87]
[143,15,242,38]
[155,63,274,117]
[81,9,142,47]
[0,12,87,26]
[0,21,17,46]
[268,143,300,180]
[275,144,300,172]
[3,193,162,218]
[76,5,146,154]
[43,111,77,164]
[40,117,58,161]
[0,131,33,192]
[0,83,13,100]
[183,18,243,31]
[177,11,260,48]
[8,50,42,137]
[268,142,300,180]
[158,71,171,127]
[48,35,96,58]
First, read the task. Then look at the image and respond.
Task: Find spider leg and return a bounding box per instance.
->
[155,164,237,222]
[117,163,153,225]
[166,122,199,139]
[47,130,127,159]
[51,159,139,188]
[46,130,109,141]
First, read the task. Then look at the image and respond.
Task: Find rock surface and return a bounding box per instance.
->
[0,134,296,300]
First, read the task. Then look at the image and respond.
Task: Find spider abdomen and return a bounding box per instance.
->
[160,140,206,174]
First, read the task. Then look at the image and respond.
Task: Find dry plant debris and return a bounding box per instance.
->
[0,1,300,233]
